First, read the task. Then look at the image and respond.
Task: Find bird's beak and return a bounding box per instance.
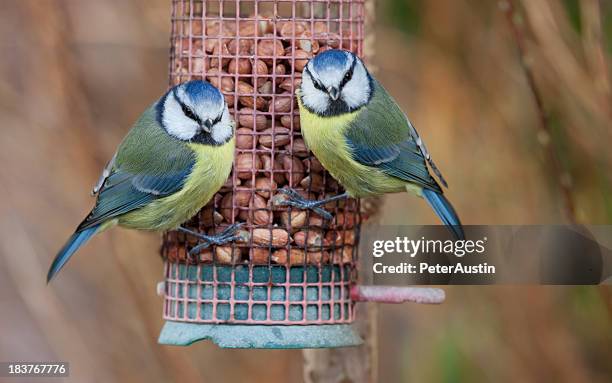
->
[327,86,340,101]
[202,118,213,133]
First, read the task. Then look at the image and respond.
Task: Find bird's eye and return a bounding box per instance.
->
[340,70,353,88]
[313,80,325,91]
[305,67,326,91]
[181,104,198,122]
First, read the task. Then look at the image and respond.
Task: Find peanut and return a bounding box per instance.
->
[251,247,272,264]
[291,138,309,157]
[227,38,252,55]
[235,127,256,149]
[252,194,272,225]
[252,59,268,77]
[256,39,284,64]
[237,81,267,110]
[280,114,300,130]
[214,246,242,264]
[210,42,231,68]
[259,127,290,148]
[269,96,293,113]
[235,152,262,179]
[279,210,307,231]
[252,228,290,247]
[272,249,328,265]
[228,58,252,75]
[293,49,310,71]
[279,77,302,92]
[279,154,304,187]
[220,192,238,222]
[260,154,285,184]
[294,230,327,248]
[300,173,324,191]
[253,177,277,199]
[238,108,268,130]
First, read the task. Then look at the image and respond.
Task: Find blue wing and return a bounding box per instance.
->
[77,165,193,231]
[348,139,441,192]
[345,81,443,193]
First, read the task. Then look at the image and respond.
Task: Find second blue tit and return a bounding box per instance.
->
[48,80,239,282]
[294,49,464,239]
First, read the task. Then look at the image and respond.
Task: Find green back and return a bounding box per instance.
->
[344,80,442,192]
[115,106,193,174]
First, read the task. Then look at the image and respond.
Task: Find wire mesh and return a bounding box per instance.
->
[161,0,365,325]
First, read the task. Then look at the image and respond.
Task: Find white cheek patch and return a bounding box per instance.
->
[301,73,330,114]
[162,94,199,140]
[341,62,371,109]
[211,106,234,143]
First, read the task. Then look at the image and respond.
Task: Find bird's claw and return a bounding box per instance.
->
[278,187,304,200]
[181,223,245,259]
[215,222,245,241]
[276,187,334,220]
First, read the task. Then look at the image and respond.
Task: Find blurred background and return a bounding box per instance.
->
[0,0,610,382]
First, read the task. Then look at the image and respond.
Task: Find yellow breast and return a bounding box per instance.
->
[297,96,406,197]
[120,137,235,230]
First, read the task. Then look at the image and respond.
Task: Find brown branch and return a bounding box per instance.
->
[500,0,577,224]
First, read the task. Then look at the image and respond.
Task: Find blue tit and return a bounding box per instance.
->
[287,49,464,239]
[48,80,239,282]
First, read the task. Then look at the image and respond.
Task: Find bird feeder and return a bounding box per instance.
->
[158,0,444,349]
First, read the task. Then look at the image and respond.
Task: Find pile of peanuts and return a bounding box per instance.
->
[163,16,361,266]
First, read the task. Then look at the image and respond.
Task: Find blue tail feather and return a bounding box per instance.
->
[422,189,465,240]
[47,225,99,283]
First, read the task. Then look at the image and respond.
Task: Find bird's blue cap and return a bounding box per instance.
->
[311,49,354,72]
[181,80,224,105]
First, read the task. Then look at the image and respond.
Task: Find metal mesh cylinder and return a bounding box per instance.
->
[161,0,364,326]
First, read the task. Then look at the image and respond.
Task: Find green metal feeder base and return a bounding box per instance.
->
[158,322,363,349]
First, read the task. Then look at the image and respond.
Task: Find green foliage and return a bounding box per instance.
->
[570,287,609,326]
[568,287,612,347]
[383,0,422,36]
[548,110,575,175]
[437,331,484,383]
[603,2,612,53]
[561,0,612,52]
[562,0,582,35]
[440,337,464,383]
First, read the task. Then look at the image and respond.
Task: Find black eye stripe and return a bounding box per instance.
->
[339,58,357,89]
[305,67,325,91]
[181,100,223,127]
[340,72,351,88]
[305,59,357,92]
[181,103,199,122]
[172,89,203,124]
